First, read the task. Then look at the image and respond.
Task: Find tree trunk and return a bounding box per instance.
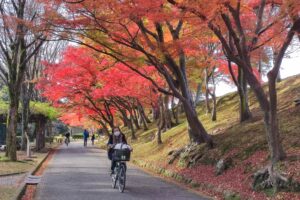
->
[258,56,263,80]
[162,95,172,131]
[21,96,31,157]
[238,68,252,122]
[228,61,252,122]
[121,116,128,127]
[36,117,46,151]
[25,132,31,158]
[113,100,136,139]
[137,101,151,123]
[242,65,286,163]
[266,73,285,163]
[205,69,211,114]
[276,69,282,83]
[171,96,179,124]
[152,103,159,121]
[179,68,213,147]
[5,96,19,161]
[210,69,217,121]
[137,103,148,131]
[131,109,140,130]
[156,108,163,145]
[211,95,217,121]
[182,99,213,146]
[180,83,213,146]
[21,83,31,151]
[129,119,136,139]
[273,50,282,83]
[140,110,148,131]
[156,127,163,145]
[124,111,136,140]
[195,83,202,105]
[47,121,52,137]
[156,96,164,144]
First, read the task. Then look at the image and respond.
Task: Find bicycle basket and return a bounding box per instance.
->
[112,149,131,161]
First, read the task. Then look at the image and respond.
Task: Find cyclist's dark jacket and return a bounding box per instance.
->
[65,132,70,138]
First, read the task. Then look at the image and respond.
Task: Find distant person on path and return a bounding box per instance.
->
[83,129,89,147]
[107,127,127,173]
[91,134,95,146]
[65,131,70,145]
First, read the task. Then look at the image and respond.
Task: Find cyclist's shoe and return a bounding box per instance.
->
[110,170,115,175]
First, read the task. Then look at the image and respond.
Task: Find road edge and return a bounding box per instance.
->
[0,171,27,177]
[96,146,215,199]
[14,150,53,200]
[128,161,215,200]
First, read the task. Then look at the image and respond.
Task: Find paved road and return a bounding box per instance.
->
[35,141,210,200]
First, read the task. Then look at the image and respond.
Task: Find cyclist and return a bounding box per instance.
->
[65,131,70,145]
[107,127,127,174]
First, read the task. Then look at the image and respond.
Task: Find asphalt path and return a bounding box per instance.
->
[35,141,210,200]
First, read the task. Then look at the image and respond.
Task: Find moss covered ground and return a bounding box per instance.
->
[98,75,300,199]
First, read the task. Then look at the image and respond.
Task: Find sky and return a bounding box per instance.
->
[216,51,300,97]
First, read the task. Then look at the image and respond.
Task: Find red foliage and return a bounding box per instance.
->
[37,46,161,127]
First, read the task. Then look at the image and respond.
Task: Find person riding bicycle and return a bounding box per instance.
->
[107,127,127,174]
[65,132,70,144]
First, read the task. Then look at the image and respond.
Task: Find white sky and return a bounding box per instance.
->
[216,51,300,97]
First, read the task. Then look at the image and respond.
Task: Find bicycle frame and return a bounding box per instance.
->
[111,161,127,193]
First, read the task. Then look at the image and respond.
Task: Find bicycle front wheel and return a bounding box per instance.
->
[118,164,126,193]
[111,171,117,189]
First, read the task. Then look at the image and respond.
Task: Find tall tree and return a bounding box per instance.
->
[42,0,214,146]
[0,0,47,160]
[38,46,158,138]
[21,40,65,155]
[168,0,300,186]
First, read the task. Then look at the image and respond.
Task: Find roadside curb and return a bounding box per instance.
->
[13,149,53,200]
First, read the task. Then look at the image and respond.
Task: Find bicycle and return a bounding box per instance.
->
[110,145,131,193]
[65,137,70,146]
[111,161,127,192]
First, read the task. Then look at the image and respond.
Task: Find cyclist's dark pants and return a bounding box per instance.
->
[108,150,116,171]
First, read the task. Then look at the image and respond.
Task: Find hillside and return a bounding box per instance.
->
[117,75,300,200]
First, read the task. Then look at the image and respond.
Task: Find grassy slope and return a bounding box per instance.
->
[121,75,300,199]
[0,143,59,200]
[0,151,48,175]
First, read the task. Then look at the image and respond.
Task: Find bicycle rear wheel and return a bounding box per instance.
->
[118,163,126,193]
[65,139,69,146]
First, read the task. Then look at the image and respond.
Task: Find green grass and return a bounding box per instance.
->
[95,75,300,177]
[92,75,300,199]
[0,186,16,200]
[0,151,49,175]
[113,75,300,169]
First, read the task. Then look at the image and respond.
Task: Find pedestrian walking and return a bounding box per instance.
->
[91,134,95,146]
[83,129,89,147]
